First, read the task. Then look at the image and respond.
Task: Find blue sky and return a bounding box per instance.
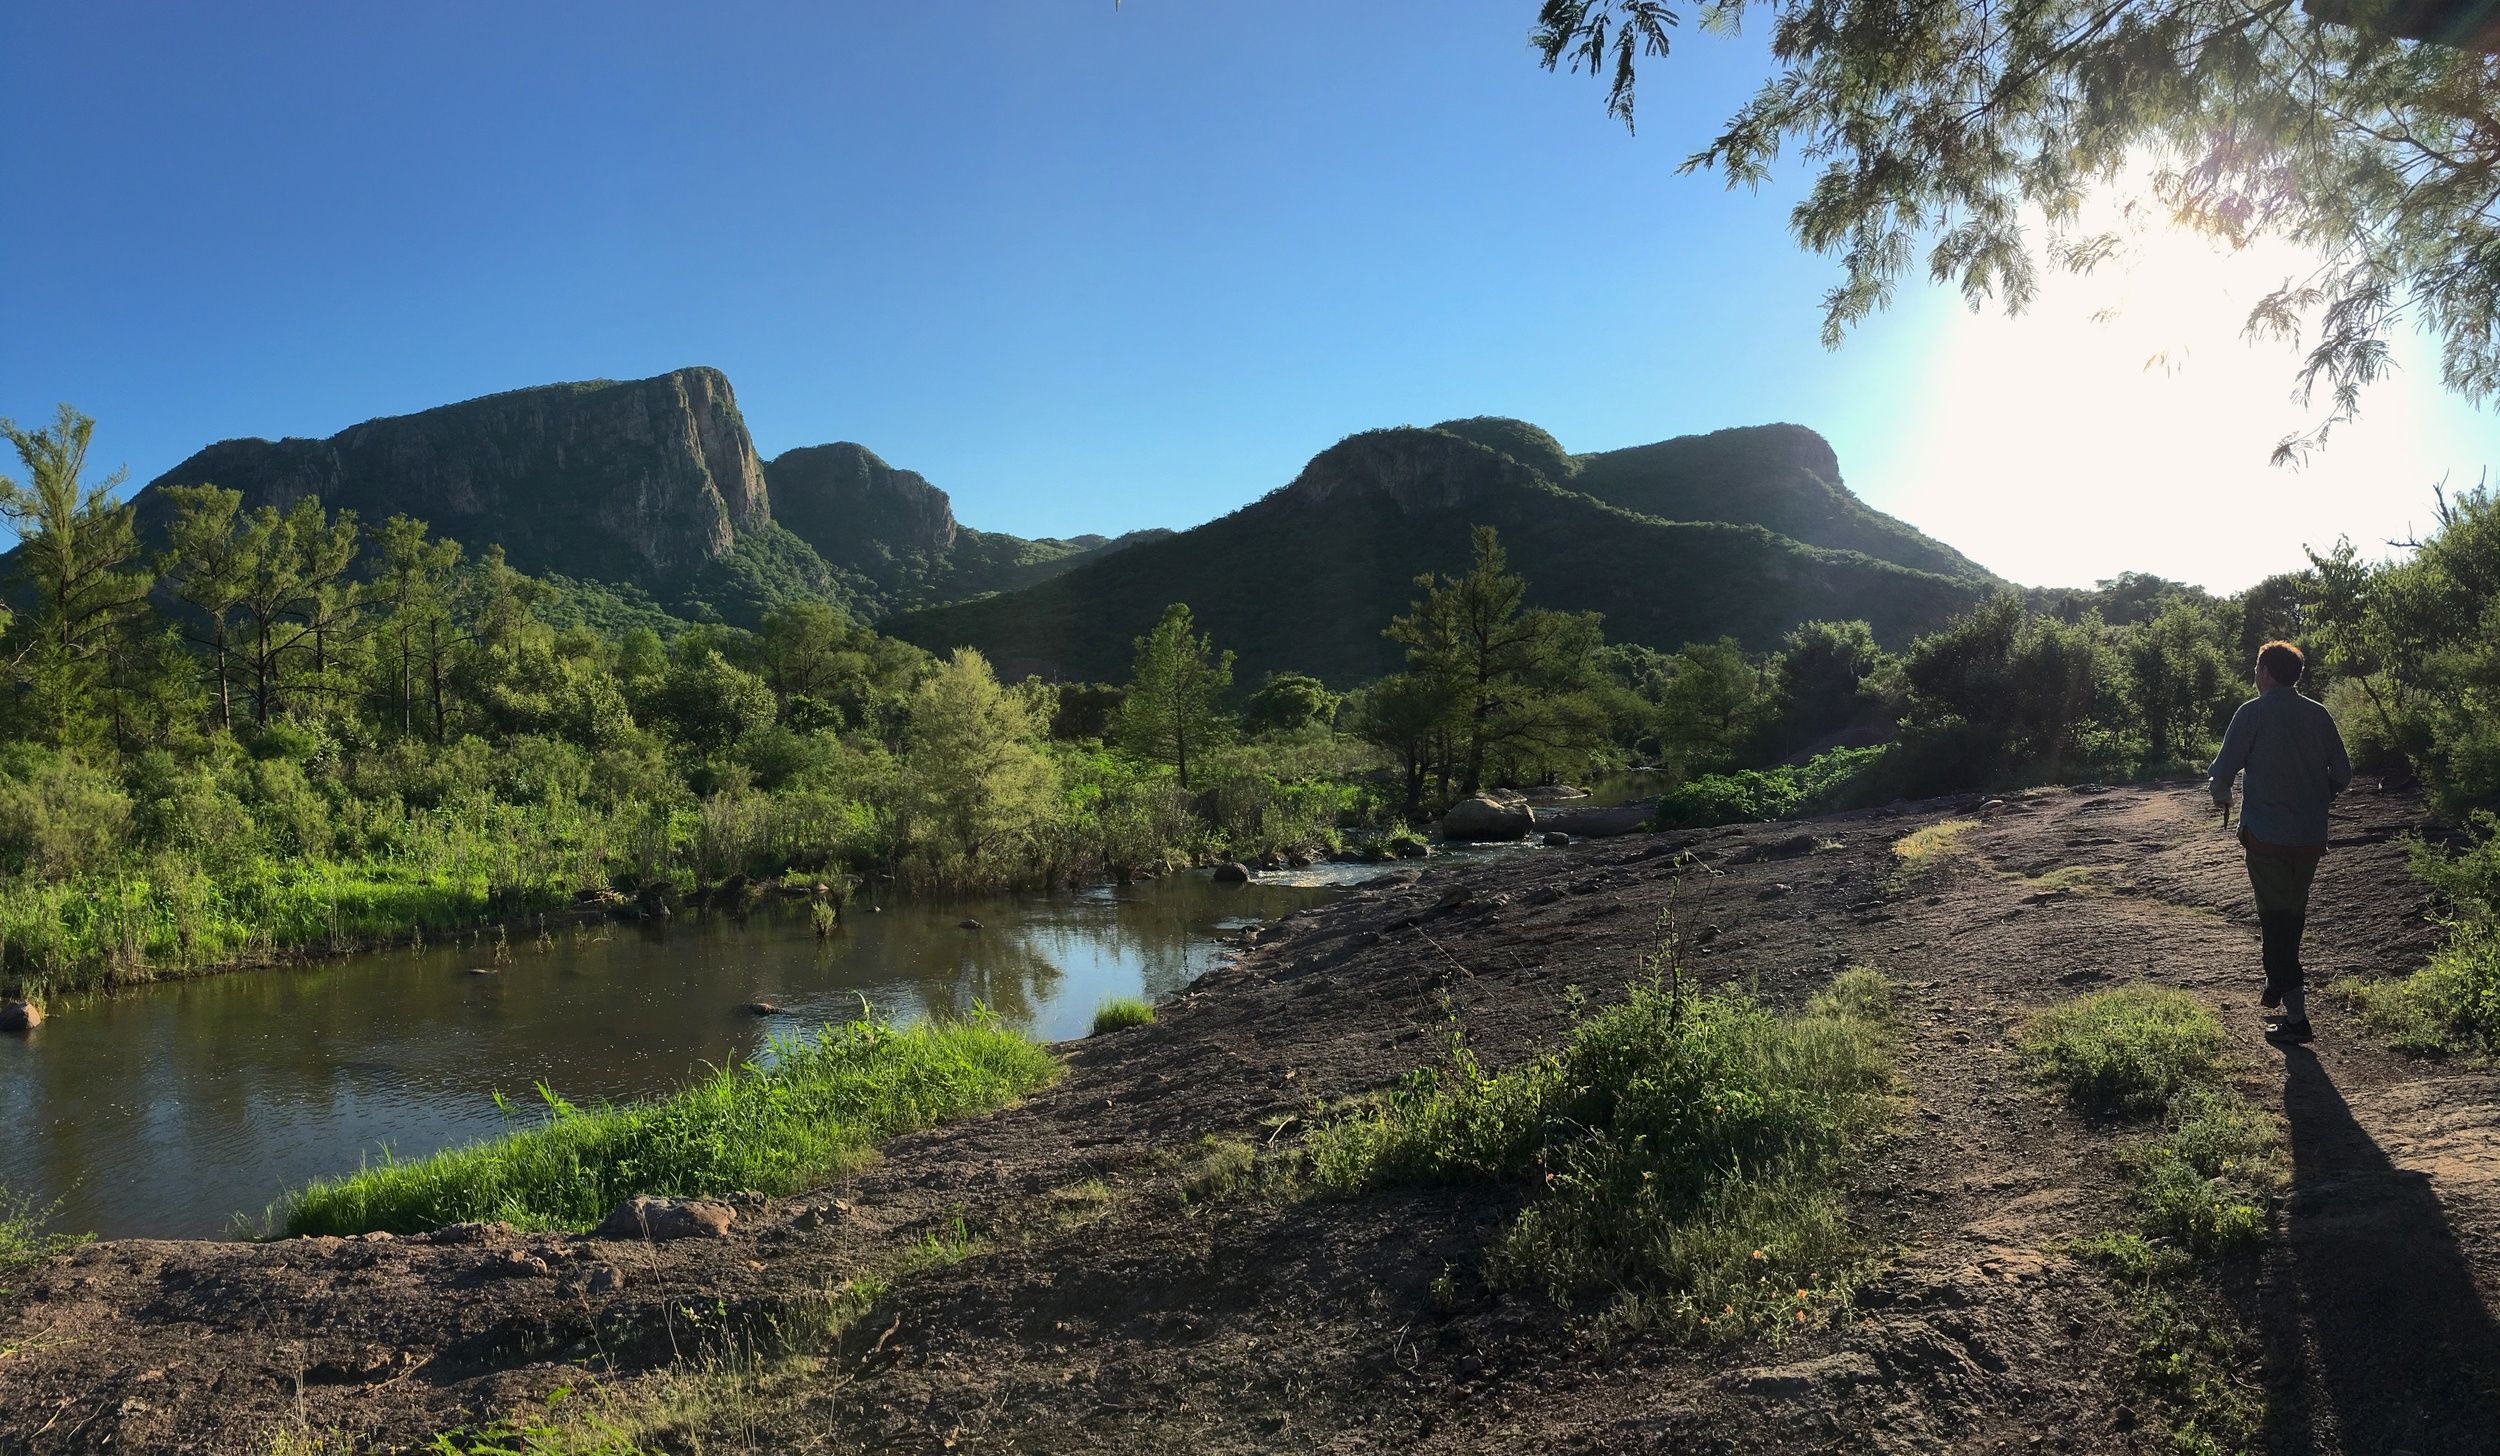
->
[3,1,2488,591]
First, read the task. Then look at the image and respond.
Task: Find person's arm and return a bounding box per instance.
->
[2323,707,2353,797]
[2210,702,2255,804]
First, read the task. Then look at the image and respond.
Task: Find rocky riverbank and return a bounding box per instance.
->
[6,783,2495,1455]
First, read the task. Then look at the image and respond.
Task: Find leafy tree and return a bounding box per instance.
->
[1768,619,1889,751]
[2118,599,2231,764]
[1243,671,1341,735]
[369,515,464,740]
[1533,0,2500,450]
[1350,670,1463,814]
[1387,526,1609,794]
[0,406,152,746]
[1653,637,1769,772]
[1899,595,2116,786]
[894,649,1060,883]
[1116,603,1235,789]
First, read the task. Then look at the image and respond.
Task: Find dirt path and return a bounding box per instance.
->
[4,783,2496,1454]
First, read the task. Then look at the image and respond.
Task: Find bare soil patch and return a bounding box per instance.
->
[5,782,2496,1454]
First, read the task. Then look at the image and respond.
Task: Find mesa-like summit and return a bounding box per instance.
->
[114,364,1997,680]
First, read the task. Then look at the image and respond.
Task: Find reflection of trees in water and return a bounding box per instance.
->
[900,931,1066,1026]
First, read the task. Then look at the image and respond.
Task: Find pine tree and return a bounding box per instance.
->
[1116,603,1235,790]
[0,406,153,748]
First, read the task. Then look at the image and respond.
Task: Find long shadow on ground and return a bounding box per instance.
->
[2264,1048,2500,1455]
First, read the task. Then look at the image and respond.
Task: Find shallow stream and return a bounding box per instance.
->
[1,864,1398,1241]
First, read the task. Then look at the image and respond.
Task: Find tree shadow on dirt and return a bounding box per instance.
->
[2262,1047,2500,1455]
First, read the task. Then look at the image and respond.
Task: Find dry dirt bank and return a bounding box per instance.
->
[4,783,2495,1455]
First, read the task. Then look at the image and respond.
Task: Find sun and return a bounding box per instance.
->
[1856,184,2488,593]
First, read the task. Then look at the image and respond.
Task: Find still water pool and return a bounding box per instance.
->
[0,866,1379,1240]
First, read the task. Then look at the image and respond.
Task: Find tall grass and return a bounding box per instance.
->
[281,1014,1059,1236]
[1310,970,1897,1336]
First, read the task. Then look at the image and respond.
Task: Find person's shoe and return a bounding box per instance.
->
[2265,1017,2314,1044]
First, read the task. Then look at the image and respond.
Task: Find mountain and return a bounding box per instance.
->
[111,368,1149,625]
[763,442,1168,609]
[883,420,1999,684]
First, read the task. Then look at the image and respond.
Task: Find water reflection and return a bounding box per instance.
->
[0,869,1350,1240]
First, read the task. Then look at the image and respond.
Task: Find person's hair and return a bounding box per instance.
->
[2258,640,2305,686]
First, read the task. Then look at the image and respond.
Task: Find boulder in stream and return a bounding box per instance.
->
[1,999,42,1032]
[1441,791,1535,841]
[1212,861,1252,883]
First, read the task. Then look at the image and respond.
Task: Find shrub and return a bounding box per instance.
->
[0,753,131,881]
[1090,996,1157,1035]
[2019,986,2226,1119]
[1310,970,1896,1332]
[2342,917,2500,1057]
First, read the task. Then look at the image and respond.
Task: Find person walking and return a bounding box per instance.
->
[2209,640,2353,1043]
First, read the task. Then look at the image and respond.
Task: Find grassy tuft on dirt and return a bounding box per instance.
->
[2019,986,2227,1119]
[2340,917,2500,1058]
[2125,1087,2282,1259]
[1889,819,1979,885]
[0,1186,88,1293]
[1309,969,1897,1336]
[1089,996,1157,1035]
[281,1014,1060,1236]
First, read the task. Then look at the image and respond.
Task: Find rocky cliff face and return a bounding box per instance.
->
[134,368,770,585]
[765,443,960,567]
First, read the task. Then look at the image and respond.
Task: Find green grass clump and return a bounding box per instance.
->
[2126,1088,2281,1259]
[2341,917,2500,1057]
[1885,818,1981,891]
[1309,969,1896,1335]
[281,1014,1059,1236]
[1089,996,1157,1035]
[2019,986,2226,1119]
[0,1186,88,1293]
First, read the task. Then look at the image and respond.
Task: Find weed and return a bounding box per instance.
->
[2341,917,2500,1057]
[2071,1235,2263,1454]
[1308,968,1896,1336]
[1174,1135,1258,1206]
[2019,986,2226,1119]
[280,1012,1058,1235]
[0,1185,88,1294]
[1089,995,1157,1035]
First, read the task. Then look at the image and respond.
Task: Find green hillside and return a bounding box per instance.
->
[1569,422,1992,582]
[886,425,1992,684]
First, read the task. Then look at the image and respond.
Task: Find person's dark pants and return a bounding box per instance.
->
[2244,849,2321,1008]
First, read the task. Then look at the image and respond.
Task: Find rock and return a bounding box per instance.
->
[594,1196,735,1241]
[1542,831,1571,847]
[1393,839,1431,859]
[1435,885,1475,910]
[1440,791,1535,841]
[481,1250,551,1279]
[957,917,984,930]
[1,1000,43,1032]
[1212,862,1252,883]
[1981,797,2010,816]
[1256,852,1285,871]
[466,967,499,976]
[559,1263,626,1297]
[740,1001,779,1016]
[1358,868,1424,890]
[1285,850,1313,868]
[1759,882,1794,899]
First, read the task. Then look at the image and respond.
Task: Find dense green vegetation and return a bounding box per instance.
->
[1310,967,1897,1337]
[1088,996,1156,1035]
[281,1012,1058,1236]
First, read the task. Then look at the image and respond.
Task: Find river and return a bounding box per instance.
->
[0,864,1398,1242]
